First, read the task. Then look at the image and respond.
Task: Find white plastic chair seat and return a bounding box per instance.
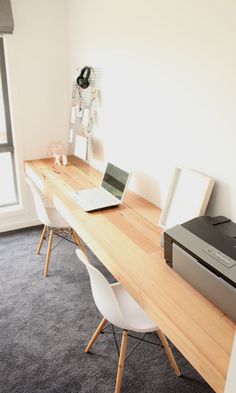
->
[76,249,181,393]
[42,195,54,208]
[46,206,69,228]
[25,176,86,277]
[111,283,158,332]
[76,249,157,332]
[25,176,68,228]
[41,196,68,228]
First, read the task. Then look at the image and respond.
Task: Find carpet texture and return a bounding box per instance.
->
[0,226,214,393]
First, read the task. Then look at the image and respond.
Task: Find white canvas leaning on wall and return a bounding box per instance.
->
[159,168,215,230]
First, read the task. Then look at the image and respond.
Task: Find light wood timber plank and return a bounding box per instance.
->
[25,158,161,227]
[24,158,236,393]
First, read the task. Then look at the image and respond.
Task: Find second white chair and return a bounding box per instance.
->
[25,176,85,277]
[76,249,181,393]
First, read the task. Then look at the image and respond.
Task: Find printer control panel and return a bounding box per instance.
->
[203,247,236,268]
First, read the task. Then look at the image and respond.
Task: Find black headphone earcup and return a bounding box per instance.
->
[76,66,91,89]
[80,79,89,89]
[76,76,83,87]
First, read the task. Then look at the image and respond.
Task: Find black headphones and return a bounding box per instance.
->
[76,66,91,89]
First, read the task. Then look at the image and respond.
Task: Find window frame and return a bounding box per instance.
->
[0,36,18,208]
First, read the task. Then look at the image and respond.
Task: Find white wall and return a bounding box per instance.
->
[6,0,70,160]
[224,332,236,393]
[66,0,236,220]
[0,77,6,135]
[0,0,70,231]
[2,0,236,231]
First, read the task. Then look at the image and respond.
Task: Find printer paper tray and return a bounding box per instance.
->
[172,244,236,321]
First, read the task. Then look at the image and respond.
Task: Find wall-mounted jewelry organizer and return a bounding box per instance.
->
[68,67,101,163]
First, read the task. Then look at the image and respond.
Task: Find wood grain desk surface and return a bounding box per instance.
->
[25,158,236,393]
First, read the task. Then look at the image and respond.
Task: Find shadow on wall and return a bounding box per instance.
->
[92,137,104,163]
[131,170,161,207]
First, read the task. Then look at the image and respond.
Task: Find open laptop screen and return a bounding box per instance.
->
[101,163,129,200]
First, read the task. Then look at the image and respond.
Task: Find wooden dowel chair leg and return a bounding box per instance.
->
[156,330,181,377]
[44,229,54,278]
[115,330,128,393]
[37,225,47,255]
[71,229,78,245]
[85,318,107,353]
[76,233,87,255]
[72,229,87,255]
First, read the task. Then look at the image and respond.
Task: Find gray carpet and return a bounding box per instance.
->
[0,226,214,393]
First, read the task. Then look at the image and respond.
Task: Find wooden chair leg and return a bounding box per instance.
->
[85,318,107,353]
[44,229,54,277]
[71,229,87,255]
[71,229,78,244]
[37,225,47,255]
[115,330,128,393]
[156,330,181,376]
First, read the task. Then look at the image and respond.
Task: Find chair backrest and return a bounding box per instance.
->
[25,176,52,227]
[76,249,128,329]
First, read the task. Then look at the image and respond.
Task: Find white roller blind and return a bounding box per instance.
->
[0,0,14,34]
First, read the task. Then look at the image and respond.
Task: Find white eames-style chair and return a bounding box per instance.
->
[76,249,181,393]
[25,176,85,277]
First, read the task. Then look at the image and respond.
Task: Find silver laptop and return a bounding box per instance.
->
[72,162,130,212]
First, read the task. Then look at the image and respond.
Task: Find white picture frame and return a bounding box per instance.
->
[158,167,215,230]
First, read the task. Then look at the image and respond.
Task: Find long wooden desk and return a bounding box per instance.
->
[25,158,236,393]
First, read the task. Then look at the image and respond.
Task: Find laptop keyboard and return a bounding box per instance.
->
[72,187,119,210]
[84,188,117,204]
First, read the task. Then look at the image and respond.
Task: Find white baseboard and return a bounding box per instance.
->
[0,218,40,233]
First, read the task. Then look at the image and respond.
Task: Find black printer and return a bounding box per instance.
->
[164,216,236,321]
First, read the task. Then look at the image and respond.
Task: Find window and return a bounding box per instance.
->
[0,37,18,207]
